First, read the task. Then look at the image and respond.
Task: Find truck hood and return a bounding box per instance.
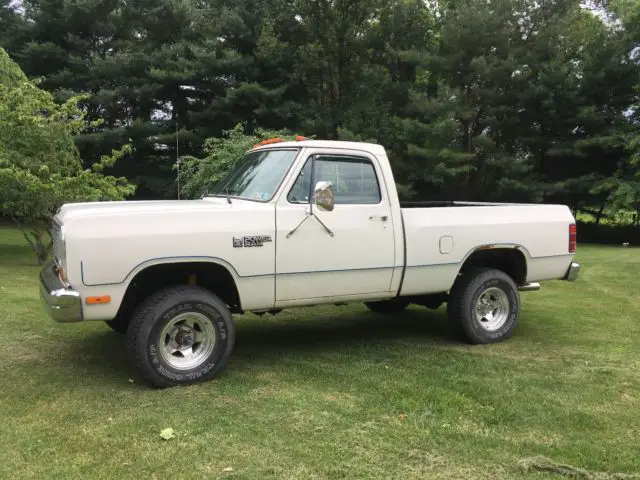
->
[55,197,259,224]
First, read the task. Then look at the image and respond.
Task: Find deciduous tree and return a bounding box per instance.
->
[0,48,135,264]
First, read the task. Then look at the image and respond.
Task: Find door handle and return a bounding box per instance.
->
[369,215,388,222]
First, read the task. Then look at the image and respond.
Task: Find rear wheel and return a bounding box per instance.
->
[364,298,409,314]
[447,268,520,344]
[126,285,235,388]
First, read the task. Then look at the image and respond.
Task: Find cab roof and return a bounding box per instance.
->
[250,137,386,156]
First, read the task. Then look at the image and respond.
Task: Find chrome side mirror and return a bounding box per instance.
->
[314,181,334,211]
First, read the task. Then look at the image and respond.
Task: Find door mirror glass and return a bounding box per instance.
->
[314,181,334,211]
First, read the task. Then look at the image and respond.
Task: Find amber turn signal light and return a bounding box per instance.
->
[85,295,111,305]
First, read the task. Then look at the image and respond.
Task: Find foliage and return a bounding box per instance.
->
[590,132,640,217]
[1,0,639,215]
[0,47,135,264]
[178,123,302,199]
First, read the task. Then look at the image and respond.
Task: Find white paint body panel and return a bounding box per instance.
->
[399,205,575,296]
[273,146,398,304]
[49,140,577,322]
[57,199,277,320]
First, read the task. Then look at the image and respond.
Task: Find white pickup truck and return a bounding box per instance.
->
[40,138,580,388]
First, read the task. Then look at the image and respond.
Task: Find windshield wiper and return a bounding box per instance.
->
[203,188,233,203]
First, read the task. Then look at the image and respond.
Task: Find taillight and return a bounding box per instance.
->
[569,223,577,253]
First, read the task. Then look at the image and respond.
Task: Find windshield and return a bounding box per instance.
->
[208,148,300,201]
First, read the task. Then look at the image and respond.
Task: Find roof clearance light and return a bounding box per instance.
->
[251,136,309,149]
[252,137,285,149]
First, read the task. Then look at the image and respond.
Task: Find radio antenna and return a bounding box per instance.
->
[176,114,180,200]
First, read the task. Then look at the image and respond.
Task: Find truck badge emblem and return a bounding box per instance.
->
[233,235,272,248]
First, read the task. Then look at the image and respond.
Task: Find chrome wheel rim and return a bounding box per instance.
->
[475,287,510,331]
[158,312,217,370]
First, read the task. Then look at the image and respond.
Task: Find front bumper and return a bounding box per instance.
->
[562,262,581,282]
[39,261,83,323]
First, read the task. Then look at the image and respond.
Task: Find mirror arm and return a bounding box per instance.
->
[286,211,311,239]
[286,207,335,239]
[312,214,335,237]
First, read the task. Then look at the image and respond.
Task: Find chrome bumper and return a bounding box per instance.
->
[39,261,83,323]
[563,262,581,282]
[518,282,540,292]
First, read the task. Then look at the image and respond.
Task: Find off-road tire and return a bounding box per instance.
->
[126,285,235,388]
[364,298,409,314]
[447,268,520,344]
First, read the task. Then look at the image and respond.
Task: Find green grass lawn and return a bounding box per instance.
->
[0,226,638,479]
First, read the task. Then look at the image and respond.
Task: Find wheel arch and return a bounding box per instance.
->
[120,256,242,285]
[115,259,243,325]
[457,244,529,285]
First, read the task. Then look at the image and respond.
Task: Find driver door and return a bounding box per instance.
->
[275,149,396,304]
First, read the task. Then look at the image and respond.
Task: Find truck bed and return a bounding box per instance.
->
[399,200,537,208]
[397,203,575,297]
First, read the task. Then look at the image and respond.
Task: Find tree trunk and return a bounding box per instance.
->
[36,246,48,265]
[11,216,51,265]
[595,201,606,225]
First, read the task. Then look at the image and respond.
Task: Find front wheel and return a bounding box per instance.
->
[126,285,236,388]
[447,268,520,344]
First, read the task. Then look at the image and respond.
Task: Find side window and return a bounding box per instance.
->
[287,158,313,203]
[288,155,381,205]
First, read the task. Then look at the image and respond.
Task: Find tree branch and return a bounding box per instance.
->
[11,216,37,253]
